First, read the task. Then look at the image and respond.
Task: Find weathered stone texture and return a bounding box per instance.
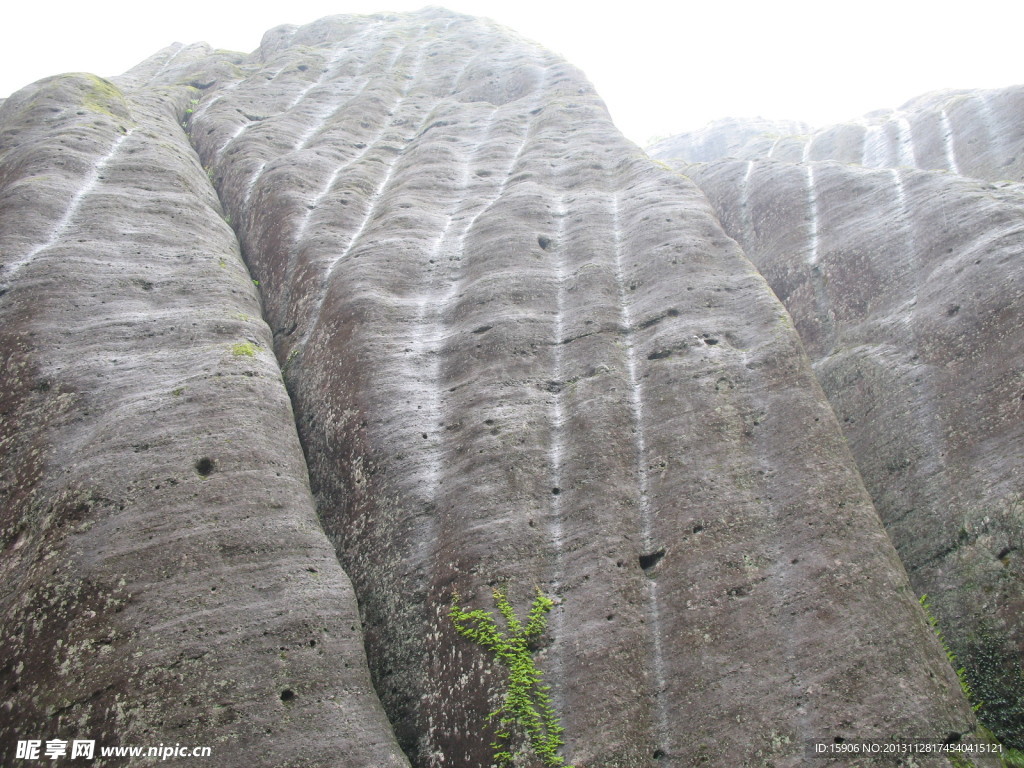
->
[659,144,1024,749]
[648,116,811,165]
[653,85,1024,184]
[184,9,979,766]
[0,71,407,766]
[0,9,1001,768]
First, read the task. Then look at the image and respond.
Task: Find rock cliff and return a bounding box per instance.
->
[649,85,1024,184]
[648,117,810,165]
[0,67,407,767]
[0,9,1002,767]
[651,95,1024,752]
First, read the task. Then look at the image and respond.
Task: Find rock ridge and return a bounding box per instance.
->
[651,84,1024,184]
[652,94,1024,750]
[0,9,999,767]
[0,65,407,767]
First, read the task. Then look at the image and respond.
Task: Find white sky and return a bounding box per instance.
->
[1,0,1022,146]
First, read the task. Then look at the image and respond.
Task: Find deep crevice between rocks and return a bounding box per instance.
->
[177,93,413,758]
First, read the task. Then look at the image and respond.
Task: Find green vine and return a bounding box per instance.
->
[919,594,982,712]
[449,587,572,768]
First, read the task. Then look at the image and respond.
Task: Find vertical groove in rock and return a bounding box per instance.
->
[804,164,821,265]
[940,109,962,174]
[861,122,885,167]
[1,128,134,288]
[609,190,670,746]
[739,158,756,239]
[544,192,570,731]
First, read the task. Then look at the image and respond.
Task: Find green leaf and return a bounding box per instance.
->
[449,586,569,767]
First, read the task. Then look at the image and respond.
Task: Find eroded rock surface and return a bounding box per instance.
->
[648,116,810,165]
[0,9,996,767]
[653,85,1024,184]
[0,69,407,767]
[654,108,1024,749]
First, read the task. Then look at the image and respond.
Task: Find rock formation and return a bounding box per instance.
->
[0,9,1004,767]
[0,66,408,767]
[650,86,1024,184]
[647,117,810,165]
[651,93,1024,752]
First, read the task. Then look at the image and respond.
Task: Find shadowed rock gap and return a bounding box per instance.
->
[185,27,446,762]
[160,33,421,764]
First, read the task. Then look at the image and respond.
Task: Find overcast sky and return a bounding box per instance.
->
[2,0,1022,146]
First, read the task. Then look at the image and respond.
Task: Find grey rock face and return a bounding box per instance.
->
[0,9,993,767]
[0,71,407,767]
[185,9,979,766]
[655,86,1024,184]
[647,116,811,164]
[660,135,1024,748]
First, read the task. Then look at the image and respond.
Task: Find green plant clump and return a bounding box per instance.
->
[920,595,982,711]
[963,632,1024,753]
[231,341,257,357]
[450,587,572,768]
[918,596,1024,765]
[1002,748,1024,767]
[80,74,128,120]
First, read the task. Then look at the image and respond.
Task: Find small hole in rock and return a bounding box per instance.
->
[538,235,552,250]
[551,487,560,495]
[703,337,719,345]
[195,457,215,476]
[653,749,666,759]
[639,548,665,571]
[280,689,296,702]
